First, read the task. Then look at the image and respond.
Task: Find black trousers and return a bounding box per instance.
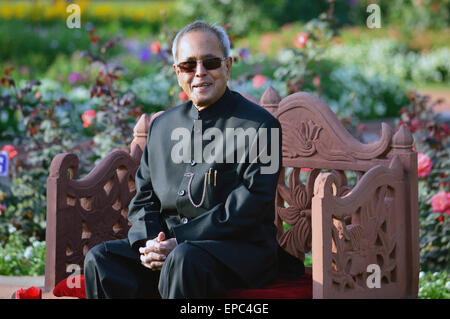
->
[84,238,245,299]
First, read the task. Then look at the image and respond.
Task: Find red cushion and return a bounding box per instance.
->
[53,275,86,299]
[222,274,312,299]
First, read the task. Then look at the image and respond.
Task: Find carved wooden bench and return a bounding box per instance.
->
[45,87,419,298]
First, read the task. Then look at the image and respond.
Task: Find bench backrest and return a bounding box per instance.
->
[45,87,419,298]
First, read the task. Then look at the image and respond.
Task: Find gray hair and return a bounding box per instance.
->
[172,20,231,64]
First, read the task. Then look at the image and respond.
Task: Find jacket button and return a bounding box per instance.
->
[181,217,188,224]
[178,190,185,196]
[190,160,196,166]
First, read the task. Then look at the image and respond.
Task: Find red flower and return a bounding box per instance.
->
[90,36,99,45]
[431,192,450,215]
[294,33,309,49]
[82,110,96,128]
[252,75,266,89]
[15,286,42,299]
[1,144,18,160]
[150,41,161,54]
[417,152,433,178]
[179,91,189,101]
[410,118,420,131]
[35,91,41,100]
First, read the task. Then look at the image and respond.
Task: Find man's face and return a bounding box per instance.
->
[173,31,232,109]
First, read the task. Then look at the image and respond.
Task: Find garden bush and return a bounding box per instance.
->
[418,271,450,299]
[0,27,179,251]
[0,226,45,276]
[272,8,410,120]
[323,39,450,85]
[398,91,449,273]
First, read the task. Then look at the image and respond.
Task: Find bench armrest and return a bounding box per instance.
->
[45,150,139,291]
[311,156,418,298]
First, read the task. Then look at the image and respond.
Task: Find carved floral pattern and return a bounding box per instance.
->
[275,168,355,261]
[283,120,322,158]
[329,185,397,292]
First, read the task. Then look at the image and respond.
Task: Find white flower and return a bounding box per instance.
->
[24,246,33,259]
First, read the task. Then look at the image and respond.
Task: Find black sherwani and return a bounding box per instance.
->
[85,88,283,298]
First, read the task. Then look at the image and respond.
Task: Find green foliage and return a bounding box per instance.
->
[304,252,312,266]
[0,227,46,276]
[177,0,275,36]
[0,27,178,254]
[322,66,410,120]
[0,20,91,79]
[323,39,450,85]
[386,0,450,31]
[272,6,410,120]
[419,271,450,299]
[0,76,93,244]
[177,0,373,36]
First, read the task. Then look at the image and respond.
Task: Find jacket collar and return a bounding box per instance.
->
[188,87,235,120]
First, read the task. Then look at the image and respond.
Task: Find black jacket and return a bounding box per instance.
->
[127,88,282,287]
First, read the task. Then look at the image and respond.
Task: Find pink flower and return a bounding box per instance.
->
[313,76,321,87]
[82,110,96,128]
[410,118,420,132]
[252,75,266,89]
[68,72,82,83]
[1,144,18,160]
[431,192,450,215]
[150,41,161,54]
[0,204,6,213]
[179,91,189,101]
[294,33,309,49]
[417,152,433,178]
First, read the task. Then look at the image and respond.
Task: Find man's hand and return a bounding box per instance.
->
[139,232,178,271]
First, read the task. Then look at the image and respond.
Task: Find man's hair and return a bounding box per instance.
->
[172,20,230,64]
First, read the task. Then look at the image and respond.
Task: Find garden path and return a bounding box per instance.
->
[0,275,76,299]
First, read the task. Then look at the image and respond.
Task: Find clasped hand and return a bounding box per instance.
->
[139,232,177,271]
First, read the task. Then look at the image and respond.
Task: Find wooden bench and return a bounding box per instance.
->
[45,87,419,298]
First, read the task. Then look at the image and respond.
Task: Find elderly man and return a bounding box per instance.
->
[84,20,296,299]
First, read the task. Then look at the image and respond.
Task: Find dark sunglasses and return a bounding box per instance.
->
[177,57,228,73]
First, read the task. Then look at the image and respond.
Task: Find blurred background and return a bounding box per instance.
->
[0,0,449,298]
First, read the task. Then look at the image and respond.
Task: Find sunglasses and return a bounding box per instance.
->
[177,57,228,73]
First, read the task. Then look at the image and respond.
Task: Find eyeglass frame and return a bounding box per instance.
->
[175,56,229,73]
